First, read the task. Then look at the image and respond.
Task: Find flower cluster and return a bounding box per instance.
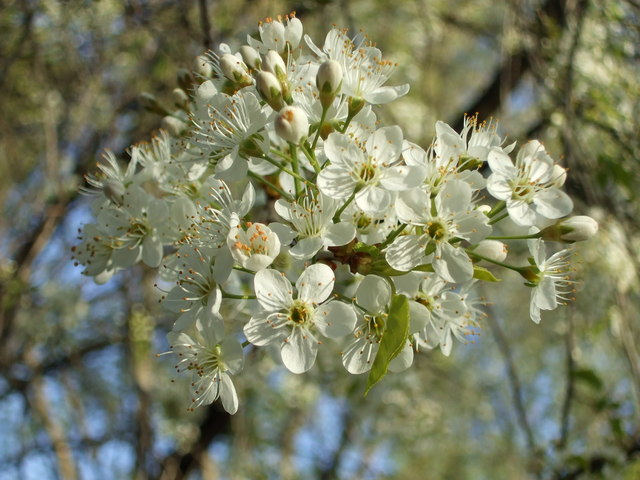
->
[73,14,598,414]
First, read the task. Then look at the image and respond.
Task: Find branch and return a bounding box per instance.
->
[551,434,640,480]
[157,404,231,480]
[450,0,570,131]
[485,314,538,458]
[558,311,576,448]
[25,353,79,480]
[0,5,35,90]
[319,404,353,480]
[198,0,213,50]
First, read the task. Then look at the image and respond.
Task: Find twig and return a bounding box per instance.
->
[558,310,576,448]
[157,403,231,480]
[0,6,34,90]
[25,352,79,480]
[319,403,353,480]
[198,0,213,50]
[485,313,538,456]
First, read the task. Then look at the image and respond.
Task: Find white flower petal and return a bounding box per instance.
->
[317,165,356,199]
[379,165,427,191]
[486,176,513,201]
[355,185,392,214]
[356,275,391,314]
[244,313,287,346]
[487,149,516,177]
[364,84,409,104]
[534,188,573,219]
[281,327,318,373]
[289,237,324,260]
[436,180,472,214]
[342,336,378,374]
[385,235,427,272]
[324,222,356,247]
[366,126,403,164]
[433,243,473,283]
[315,301,357,338]
[142,235,163,267]
[254,269,293,311]
[388,341,414,372]
[296,263,335,304]
[219,373,239,414]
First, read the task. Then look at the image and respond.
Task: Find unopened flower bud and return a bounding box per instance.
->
[103,179,125,205]
[255,71,284,111]
[552,164,567,187]
[219,54,252,86]
[172,88,189,109]
[542,215,598,243]
[262,50,287,79]
[193,55,213,77]
[161,115,188,137]
[316,59,343,108]
[473,240,508,263]
[139,92,170,116]
[348,96,366,118]
[275,106,309,145]
[239,45,261,70]
[477,204,492,215]
[177,68,195,91]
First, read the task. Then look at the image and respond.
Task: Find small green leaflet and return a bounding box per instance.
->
[473,265,501,282]
[364,293,410,396]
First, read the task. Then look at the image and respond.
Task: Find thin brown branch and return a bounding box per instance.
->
[558,312,576,448]
[26,353,79,480]
[450,0,570,131]
[551,433,640,479]
[485,314,538,458]
[0,5,35,89]
[198,0,213,50]
[319,405,354,480]
[157,404,231,480]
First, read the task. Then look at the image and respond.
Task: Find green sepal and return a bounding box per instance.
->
[352,243,405,276]
[364,294,410,396]
[473,265,501,282]
[412,264,435,273]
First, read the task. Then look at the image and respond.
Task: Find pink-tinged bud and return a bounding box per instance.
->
[473,240,508,262]
[255,71,284,111]
[219,54,252,86]
[552,164,567,187]
[262,50,287,79]
[275,106,309,145]
[239,45,261,70]
[542,215,598,243]
[316,60,342,108]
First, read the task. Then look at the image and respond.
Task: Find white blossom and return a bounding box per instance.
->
[167,318,244,413]
[244,265,356,373]
[487,141,573,226]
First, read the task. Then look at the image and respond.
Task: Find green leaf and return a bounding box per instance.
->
[413,264,434,273]
[364,293,410,396]
[574,368,604,391]
[473,265,501,282]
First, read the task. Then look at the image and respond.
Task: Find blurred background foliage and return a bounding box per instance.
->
[0,0,639,479]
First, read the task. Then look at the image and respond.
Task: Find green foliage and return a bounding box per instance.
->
[365,293,410,396]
